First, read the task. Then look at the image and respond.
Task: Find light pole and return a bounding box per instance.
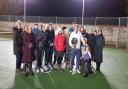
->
[82,0,85,25]
[24,0,26,24]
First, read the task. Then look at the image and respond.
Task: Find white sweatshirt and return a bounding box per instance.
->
[69,31,84,49]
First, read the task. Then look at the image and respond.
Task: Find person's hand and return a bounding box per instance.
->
[71,46,74,48]
[28,43,33,48]
[71,44,75,48]
[50,43,53,46]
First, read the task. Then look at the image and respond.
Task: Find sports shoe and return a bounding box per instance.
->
[76,69,81,74]
[40,68,44,72]
[72,70,76,75]
[36,69,40,73]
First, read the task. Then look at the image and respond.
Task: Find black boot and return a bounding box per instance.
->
[83,73,88,78]
[96,63,101,71]
[28,63,34,75]
[25,63,28,76]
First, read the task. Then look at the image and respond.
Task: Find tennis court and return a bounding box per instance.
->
[0,40,128,89]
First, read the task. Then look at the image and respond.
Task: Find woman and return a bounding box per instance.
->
[94,30,105,71]
[45,24,55,70]
[22,25,35,76]
[54,29,66,71]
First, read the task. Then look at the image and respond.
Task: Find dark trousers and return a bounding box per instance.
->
[96,62,101,71]
[70,48,81,69]
[37,47,45,69]
[57,57,63,65]
[84,61,90,74]
[15,52,23,69]
[53,55,57,65]
[45,46,53,66]
[81,59,92,74]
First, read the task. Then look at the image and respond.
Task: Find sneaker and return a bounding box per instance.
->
[49,65,53,70]
[69,70,73,73]
[36,69,40,73]
[83,74,88,78]
[72,70,76,75]
[40,68,44,72]
[44,69,52,73]
[76,69,81,74]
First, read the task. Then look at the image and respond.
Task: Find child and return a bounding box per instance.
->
[54,29,66,71]
[82,46,92,77]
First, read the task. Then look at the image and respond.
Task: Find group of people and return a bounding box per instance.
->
[13,20,105,77]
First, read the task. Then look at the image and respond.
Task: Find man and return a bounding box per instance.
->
[69,22,76,34]
[13,20,23,71]
[35,24,47,73]
[32,24,38,34]
[69,24,84,74]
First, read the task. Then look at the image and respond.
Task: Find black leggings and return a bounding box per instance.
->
[57,57,63,65]
[45,47,53,65]
[53,55,57,65]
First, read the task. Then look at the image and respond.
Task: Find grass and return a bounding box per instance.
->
[12,70,112,89]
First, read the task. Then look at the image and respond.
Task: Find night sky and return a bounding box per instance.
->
[24,0,127,17]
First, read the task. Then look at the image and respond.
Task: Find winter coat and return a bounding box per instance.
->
[82,52,91,62]
[54,34,66,52]
[35,30,46,48]
[22,32,35,63]
[94,34,105,63]
[12,27,23,54]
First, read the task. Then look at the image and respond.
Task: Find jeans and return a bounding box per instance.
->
[15,52,23,69]
[37,47,45,69]
[70,48,81,69]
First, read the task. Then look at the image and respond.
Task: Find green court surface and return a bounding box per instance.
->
[12,70,112,89]
[0,40,128,89]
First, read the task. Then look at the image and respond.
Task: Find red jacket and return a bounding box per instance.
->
[54,34,66,52]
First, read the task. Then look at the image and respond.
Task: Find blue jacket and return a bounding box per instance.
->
[32,28,38,34]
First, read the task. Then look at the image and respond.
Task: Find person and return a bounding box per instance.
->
[13,20,23,71]
[35,24,46,73]
[89,30,97,60]
[69,22,76,34]
[45,24,55,70]
[62,26,71,69]
[54,28,66,71]
[22,25,35,76]
[94,29,105,71]
[53,26,62,66]
[32,24,38,34]
[80,26,89,40]
[82,46,91,77]
[69,24,85,74]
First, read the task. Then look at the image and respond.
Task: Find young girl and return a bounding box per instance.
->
[54,29,66,71]
[82,45,92,77]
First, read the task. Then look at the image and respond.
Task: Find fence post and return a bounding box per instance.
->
[74,17,77,23]
[38,16,40,22]
[95,17,97,26]
[8,15,11,23]
[116,17,121,48]
[126,17,128,50]
[56,16,57,24]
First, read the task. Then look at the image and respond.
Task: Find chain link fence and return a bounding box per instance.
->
[0,15,128,50]
[0,15,127,26]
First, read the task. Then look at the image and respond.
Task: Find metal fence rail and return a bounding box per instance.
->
[0,15,127,26]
